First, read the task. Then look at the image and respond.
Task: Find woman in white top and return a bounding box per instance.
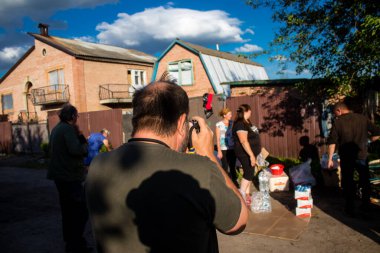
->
[215,108,238,187]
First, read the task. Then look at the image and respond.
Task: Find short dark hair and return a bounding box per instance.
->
[334,101,348,111]
[131,80,189,137]
[58,103,78,122]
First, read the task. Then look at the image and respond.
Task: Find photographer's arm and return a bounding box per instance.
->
[191,116,249,234]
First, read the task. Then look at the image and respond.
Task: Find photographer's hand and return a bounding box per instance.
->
[191,116,215,162]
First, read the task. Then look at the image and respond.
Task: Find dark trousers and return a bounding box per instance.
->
[236,155,255,181]
[340,158,371,211]
[55,180,89,252]
[221,150,238,184]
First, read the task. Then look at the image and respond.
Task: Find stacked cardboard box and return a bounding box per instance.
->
[268,172,289,192]
[294,185,312,218]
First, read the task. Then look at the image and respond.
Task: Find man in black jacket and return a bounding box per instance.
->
[327,102,380,216]
[47,103,90,253]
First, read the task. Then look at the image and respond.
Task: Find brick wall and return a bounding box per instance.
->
[156,44,214,98]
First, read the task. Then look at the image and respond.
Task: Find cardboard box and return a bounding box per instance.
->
[296,207,312,218]
[297,198,313,208]
[295,188,311,200]
[269,172,289,192]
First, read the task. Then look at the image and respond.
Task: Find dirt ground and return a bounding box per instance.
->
[0,155,379,253]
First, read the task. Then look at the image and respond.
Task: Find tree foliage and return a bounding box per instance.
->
[246,0,380,97]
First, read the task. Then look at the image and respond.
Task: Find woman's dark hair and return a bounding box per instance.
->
[58,103,78,123]
[131,78,189,137]
[234,104,252,127]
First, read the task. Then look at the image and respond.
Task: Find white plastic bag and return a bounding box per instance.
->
[289,159,316,186]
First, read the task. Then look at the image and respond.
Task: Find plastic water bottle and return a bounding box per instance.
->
[250,191,272,213]
[258,170,270,192]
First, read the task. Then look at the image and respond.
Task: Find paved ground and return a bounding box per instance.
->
[0,155,379,253]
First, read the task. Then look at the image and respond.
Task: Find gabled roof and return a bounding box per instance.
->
[177,39,263,67]
[153,39,268,95]
[28,33,156,65]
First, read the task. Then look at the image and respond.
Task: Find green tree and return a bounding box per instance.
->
[246,0,380,97]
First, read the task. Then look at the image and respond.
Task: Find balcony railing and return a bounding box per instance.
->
[17,111,38,123]
[31,84,70,105]
[99,84,134,104]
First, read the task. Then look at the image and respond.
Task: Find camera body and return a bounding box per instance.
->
[187,120,200,151]
[190,120,200,133]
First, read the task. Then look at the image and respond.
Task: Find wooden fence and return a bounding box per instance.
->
[48,109,124,149]
[0,121,12,153]
[227,89,327,158]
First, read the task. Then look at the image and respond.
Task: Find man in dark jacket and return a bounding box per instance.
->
[327,102,380,216]
[47,103,90,253]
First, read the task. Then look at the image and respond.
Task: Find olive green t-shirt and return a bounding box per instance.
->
[86,141,241,253]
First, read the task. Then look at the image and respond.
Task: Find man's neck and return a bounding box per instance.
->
[132,131,176,150]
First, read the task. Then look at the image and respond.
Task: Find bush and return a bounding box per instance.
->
[40,142,49,157]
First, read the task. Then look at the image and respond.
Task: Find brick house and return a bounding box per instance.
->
[152,39,269,98]
[0,24,156,123]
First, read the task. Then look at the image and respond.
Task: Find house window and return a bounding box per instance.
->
[48,69,64,89]
[2,94,13,112]
[168,60,193,86]
[130,70,146,86]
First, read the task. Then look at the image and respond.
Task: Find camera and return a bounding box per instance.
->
[187,120,200,151]
[190,120,200,133]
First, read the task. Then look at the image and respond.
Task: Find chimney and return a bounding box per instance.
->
[216,43,220,51]
[38,23,49,36]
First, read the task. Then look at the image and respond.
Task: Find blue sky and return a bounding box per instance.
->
[0,0,311,79]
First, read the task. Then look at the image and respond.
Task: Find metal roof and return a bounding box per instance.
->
[29,33,156,65]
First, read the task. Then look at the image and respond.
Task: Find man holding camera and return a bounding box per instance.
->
[86,78,248,253]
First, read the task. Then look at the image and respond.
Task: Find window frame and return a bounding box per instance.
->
[1,93,14,112]
[167,59,194,86]
[130,69,147,86]
[48,68,65,90]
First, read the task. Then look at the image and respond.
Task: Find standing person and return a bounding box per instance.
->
[233,104,262,205]
[86,78,249,253]
[84,128,111,166]
[47,103,91,253]
[327,101,380,216]
[215,108,238,187]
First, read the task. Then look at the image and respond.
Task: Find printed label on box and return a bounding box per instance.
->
[269,172,289,192]
[296,207,312,218]
[297,198,313,208]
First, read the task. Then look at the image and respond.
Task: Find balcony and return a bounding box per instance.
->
[99,84,134,104]
[31,84,70,105]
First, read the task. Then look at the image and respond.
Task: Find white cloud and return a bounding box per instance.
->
[244,28,254,35]
[0,0,118,29]
[234,43,263,53]
[0,46,28,69]
[96,6,247,54]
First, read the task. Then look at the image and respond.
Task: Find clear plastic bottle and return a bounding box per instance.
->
[258,170,270,192]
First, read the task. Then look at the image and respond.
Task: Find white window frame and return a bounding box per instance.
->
[168,59,194,86]
[48,69,65,90]
[130,70,147,86]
